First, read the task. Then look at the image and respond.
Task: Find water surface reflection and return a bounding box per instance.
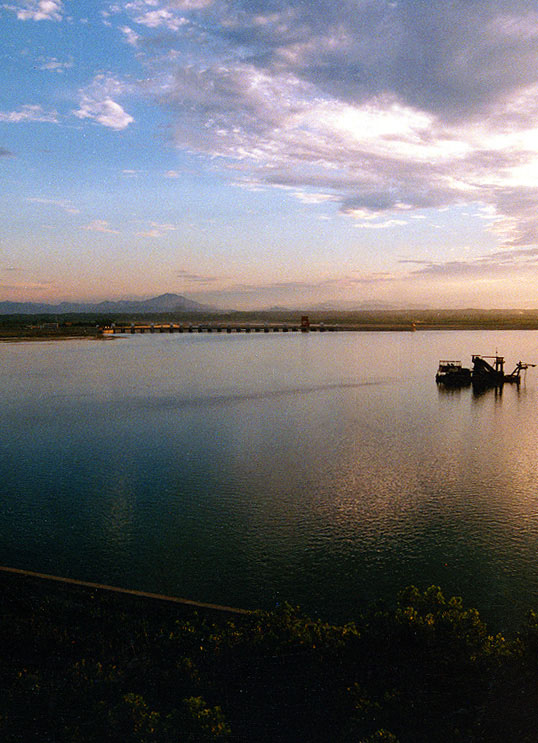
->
[2,331,538,627]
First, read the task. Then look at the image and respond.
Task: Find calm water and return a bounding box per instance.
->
[3,330,538,627]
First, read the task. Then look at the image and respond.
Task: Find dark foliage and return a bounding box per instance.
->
[2,574,538,742]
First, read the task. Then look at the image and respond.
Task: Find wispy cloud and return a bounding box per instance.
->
[27,197,79,214]
[36,55,73,72]
[187,272,400,309]
[83,220,119,234]
[217,275,396,296]
[0,104,58,123]
[136,222,177,237]
[193,246,538,307]
[176,269,220,284]
[0,281,52,291]
[406,246,538,281]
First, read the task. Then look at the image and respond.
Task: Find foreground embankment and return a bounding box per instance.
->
[2,568,538,742]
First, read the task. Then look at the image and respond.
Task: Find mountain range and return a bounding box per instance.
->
[0,293,216,315]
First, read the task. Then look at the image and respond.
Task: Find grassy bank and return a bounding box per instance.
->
[2,570,538,742]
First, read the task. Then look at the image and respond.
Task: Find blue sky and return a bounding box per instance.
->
[3,0,538,309]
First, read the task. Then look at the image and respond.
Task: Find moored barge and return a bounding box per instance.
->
[436,354,535,388]
[435,360,472,386]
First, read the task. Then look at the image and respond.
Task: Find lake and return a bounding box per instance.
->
[2,330,538,627]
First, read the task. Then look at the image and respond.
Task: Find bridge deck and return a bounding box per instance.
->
[100,322,416,335]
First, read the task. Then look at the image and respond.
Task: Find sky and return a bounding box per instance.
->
[3,1,538,309]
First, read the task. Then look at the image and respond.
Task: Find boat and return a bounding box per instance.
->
[436,354,535,390]
[471,355,535,388]
[435,360,471,386]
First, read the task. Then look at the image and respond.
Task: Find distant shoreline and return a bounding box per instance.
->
[4,308,538,340]
[3,323,538,341]
[0,332,105,342]
[2,327,538,341]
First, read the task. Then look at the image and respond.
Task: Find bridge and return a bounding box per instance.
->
[101,322,329,335]
[99,321,417,335]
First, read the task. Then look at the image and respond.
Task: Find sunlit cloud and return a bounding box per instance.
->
[132,7,188,31]
[6,0,63,21]
[111,0,538,256]
[73,75,134,130]
[74,98,133,130]
[292,191,336,205]
[355,219,409,230]
[120,25,140,46]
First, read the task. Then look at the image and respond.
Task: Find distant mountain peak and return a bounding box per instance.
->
[0,293,217,315]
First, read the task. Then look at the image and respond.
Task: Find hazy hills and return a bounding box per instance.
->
[0,294,410,316]
[0,293,216,315]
